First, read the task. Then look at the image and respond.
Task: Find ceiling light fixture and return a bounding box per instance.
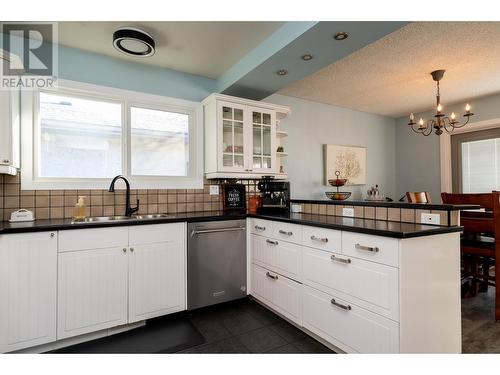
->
[408,70,474,136]
[333,32,349,41]
[276,69,288,76]
[301,53,313,61]
[113,27,155,57]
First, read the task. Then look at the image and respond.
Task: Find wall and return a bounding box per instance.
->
[265,94,397,200]
[395,92,500,202]
[0,33,216,102]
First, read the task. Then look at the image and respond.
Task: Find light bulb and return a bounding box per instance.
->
[418,118,425,129]
[451,112,456,120]
[465,103,471,113]
[410,112,414,121]
[437,103,443,112]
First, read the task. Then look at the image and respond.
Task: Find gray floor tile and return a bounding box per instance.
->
[269,321,310,343]
[236,326,288,353]
[266,343,303,353]
[293,336,333,353]
[187,337,250,354]
[220,312,265,336]
[190,317,232,343]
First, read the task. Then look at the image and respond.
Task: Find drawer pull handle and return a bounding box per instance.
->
[123,248,127,253]
[279,230,293,236]
[255,225,266,231]
[330,254,351,264]
[266,272,278,280]
[266,239,279,245]
[331,298,351,311]
[355,243,379,252]
[311,235,328,243]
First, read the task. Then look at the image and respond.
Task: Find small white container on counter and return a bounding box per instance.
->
[9,209,35,222]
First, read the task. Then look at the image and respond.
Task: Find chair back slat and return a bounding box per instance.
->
[441,192,497,211]
[406,191,432,203]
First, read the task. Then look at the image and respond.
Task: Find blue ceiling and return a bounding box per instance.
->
[218,21,408,100]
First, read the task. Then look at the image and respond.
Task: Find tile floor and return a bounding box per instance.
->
[178,298,334,354]
[462,287,500,353]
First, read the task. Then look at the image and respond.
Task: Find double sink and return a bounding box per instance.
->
[71,213,174,224]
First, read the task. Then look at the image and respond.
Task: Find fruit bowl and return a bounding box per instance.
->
[328,178,348,187]
[325,192,351,201]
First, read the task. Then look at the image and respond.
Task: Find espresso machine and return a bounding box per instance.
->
[257,176,290,214]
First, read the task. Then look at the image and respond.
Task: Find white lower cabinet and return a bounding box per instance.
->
[251,264,302,325]
[0,232,58,353]
[302,285,399,354]
[128,238,185,323]
[57,247,129,339]
[57,223,186,340]
[302,246,399,321]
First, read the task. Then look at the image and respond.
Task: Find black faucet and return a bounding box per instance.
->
[108,175,139,217]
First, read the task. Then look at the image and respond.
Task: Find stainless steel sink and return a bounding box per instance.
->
[71,213,173,224]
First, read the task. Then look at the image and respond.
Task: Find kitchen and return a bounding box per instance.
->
[1,3,500,374]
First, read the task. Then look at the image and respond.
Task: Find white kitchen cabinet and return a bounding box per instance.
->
[251,264,302,325]
[128,223,186,323]
[302,285,399,354]
[0,231,57,353]
[203,93,290,179]
[0,87,20,175]
[57,223,186,340]
[57,246,129,339]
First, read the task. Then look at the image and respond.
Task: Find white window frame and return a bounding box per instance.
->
[21,79,204,190]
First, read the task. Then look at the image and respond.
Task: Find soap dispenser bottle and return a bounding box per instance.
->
[74,196,87,220]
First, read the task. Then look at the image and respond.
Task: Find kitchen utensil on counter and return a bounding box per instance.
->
[365,185,385,201]
[325,171,351,201]
[9,209,35,222]
[257,176,290,214]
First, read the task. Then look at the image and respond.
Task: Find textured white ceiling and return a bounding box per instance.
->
[278,22,500,118]
[57,21,284,79]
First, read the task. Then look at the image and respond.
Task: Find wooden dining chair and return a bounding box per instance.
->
[441,192,500,321]
[406,191,432,203]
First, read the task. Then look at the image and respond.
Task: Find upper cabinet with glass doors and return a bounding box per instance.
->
[203,94,290,179]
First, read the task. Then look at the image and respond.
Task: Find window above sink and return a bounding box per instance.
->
[21,79,203,190]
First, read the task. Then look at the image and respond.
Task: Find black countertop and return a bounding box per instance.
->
[290,199,479,211]
[0,210,462,239]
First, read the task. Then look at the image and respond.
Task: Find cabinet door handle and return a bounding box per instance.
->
[254,225,266,231]
[2,159,9,164]
[311,235,328,243]
[355,243,379,252]
[50,232,55,238]
[123,248,127,253]
[330,254,351,264]
[266,239,279,245]
[130,247,134,252]
[266,271,278,280]
[279,230,293,236]
[331,298,351,311]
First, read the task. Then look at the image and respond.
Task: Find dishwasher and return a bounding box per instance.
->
[187,219,247,310]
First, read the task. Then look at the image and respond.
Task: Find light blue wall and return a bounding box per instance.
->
[395,92,500,202]
[0,33,217,101]
[266,94,397,200]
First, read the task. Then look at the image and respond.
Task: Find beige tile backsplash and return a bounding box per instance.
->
[0,172,260,221]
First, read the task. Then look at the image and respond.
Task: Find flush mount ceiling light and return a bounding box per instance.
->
[301,53,313,61]
[276,69,288,76]
[408,70,474,136]
[333,32,349,41]
[113,27,155,57]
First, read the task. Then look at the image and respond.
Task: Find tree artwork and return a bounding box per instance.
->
[335,149,361,180]
[324,145,366,185]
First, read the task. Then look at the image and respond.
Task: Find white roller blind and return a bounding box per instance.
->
[462,138,500,193]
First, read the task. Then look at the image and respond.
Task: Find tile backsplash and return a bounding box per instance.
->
[0,172,259,221]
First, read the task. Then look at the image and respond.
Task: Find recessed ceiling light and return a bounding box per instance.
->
[276,69,288,76]
[113,27,156,57]
[301,53,313,61]
[333,32,349,41]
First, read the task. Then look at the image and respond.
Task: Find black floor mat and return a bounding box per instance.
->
[50,314,205,354]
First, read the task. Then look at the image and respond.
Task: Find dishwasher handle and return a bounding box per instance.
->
[190,226,246,237]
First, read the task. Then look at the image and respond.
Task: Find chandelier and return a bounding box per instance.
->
[408,70,474,136]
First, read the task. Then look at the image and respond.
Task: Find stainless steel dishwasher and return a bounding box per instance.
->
[187,219,247,310]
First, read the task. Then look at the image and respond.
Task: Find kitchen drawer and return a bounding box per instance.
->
[58,227,128,252]
[251,264,302,325]
[342,232,399,267]
[129,222,184,246]
[271,221,302,245]
[249,218,273,236]
[302,285,399,353]
[251,234,302,282]
[301,225,341,253]
[302,246,399,321]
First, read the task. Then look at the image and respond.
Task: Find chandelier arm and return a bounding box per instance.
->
[442,117,455,134]
[452,116,471,129]
[409,123,422,134]
[423,120,433,136]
